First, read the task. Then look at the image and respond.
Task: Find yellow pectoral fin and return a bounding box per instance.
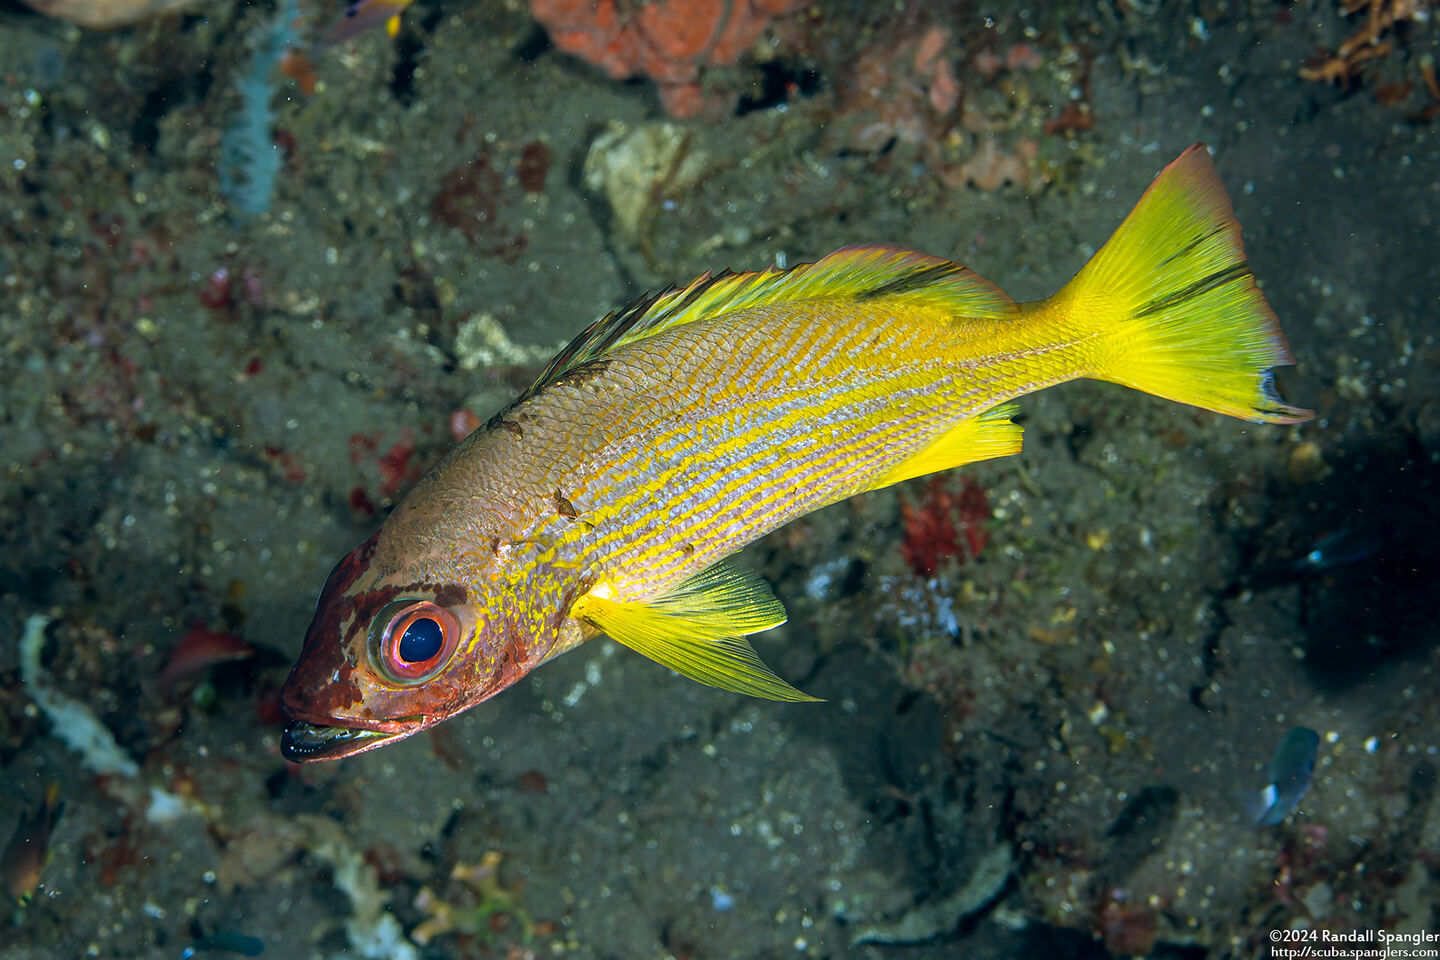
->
[570,563,821,702]
[873,401,1024,491]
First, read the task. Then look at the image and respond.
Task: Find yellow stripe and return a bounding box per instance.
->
[516,299,1108,607]
[580,363,1020,587]
[597,377,923,552]
[593,377,986,583]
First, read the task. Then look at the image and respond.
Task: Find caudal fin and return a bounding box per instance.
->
[1049,144,1312,424]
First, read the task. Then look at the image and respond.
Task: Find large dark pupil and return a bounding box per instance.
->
[398,617,444,663]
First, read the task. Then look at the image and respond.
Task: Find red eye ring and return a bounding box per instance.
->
[376,601,460,685]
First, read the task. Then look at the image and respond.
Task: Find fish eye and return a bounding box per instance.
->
[375,601,460,685]
[398,616,443,662]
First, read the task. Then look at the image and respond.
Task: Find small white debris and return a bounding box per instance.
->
[146,786,191,824]
[20,615,139,778]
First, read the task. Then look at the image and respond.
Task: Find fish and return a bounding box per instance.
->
[158,623,256,699]
[280,143,1312,761]
[2,782,64,905]
[1246,725,1320,825]
[1244,525,1382,592]
[315,0,413,48]
[1289,527,1378,575]
[180,931,266,958]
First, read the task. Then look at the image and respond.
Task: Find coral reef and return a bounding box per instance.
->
[530,0,806,117]
[899,474,992,576]
[20,0,197,29]
[1300,0,1440,119]
[582,120,711,252]
[812,13,1078,192]
[1,0,1437,956]
[850,845,1013,945]
[411,850,534,946]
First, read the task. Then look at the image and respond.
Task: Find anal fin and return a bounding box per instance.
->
[873,402,1023,490]
[570,562,820,702]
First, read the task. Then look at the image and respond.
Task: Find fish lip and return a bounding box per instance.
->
[279,715,426,762]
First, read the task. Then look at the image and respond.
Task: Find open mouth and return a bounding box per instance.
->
[280,719,416,762]
[280,721,395,761]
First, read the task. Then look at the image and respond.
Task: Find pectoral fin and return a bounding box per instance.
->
[570,562,820,702]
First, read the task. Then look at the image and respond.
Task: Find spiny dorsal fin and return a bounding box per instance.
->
[569,561,820,702]
[522,244,1018,400]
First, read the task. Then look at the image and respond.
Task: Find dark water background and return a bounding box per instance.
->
[1,0,1438,957]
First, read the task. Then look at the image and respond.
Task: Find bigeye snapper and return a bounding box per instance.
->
[280,144,1311,761]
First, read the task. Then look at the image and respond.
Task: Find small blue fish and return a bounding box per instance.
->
[1246,726,1320,826]
[180,932,264,959]
[1289,528,1377,575]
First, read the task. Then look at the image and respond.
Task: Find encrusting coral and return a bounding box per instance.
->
[531,0,806,117]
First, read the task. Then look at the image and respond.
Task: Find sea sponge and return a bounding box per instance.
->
[531,0,806,117]
[217,0,299,219]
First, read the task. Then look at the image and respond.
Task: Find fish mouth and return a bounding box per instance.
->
[280,715,426,762]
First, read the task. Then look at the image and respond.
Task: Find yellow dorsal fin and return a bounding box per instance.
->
[519,244,1018,403]
[872,402,1023,491]
[569,562,820,702]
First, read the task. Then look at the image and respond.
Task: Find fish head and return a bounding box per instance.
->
[279,531,518,762]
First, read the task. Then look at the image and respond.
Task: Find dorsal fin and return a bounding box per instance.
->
[518,244,1017,401]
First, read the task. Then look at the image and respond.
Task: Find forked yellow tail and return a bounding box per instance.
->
[1042,144,1312,425]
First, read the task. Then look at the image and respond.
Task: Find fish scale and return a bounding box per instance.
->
[279,145,1311,761]
[556,318,975,586]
